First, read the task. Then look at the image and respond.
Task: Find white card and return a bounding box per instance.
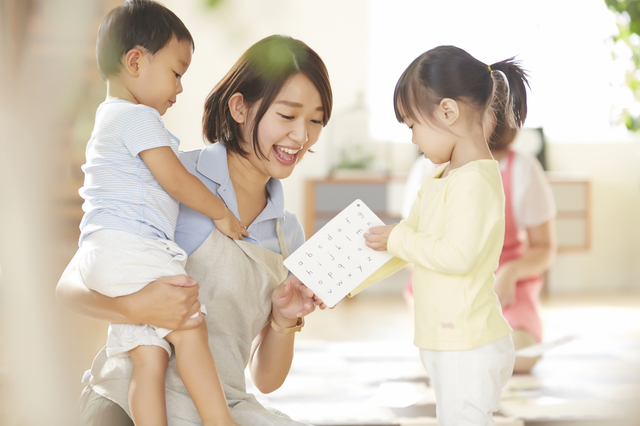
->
[284,199,393,307]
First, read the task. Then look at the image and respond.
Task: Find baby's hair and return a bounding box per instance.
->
[96,0,194,80]
[393,45,529,137]
[203,35,333,159]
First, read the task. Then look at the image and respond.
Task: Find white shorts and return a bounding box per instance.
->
[419,335,515,426]
[78,229,205,358]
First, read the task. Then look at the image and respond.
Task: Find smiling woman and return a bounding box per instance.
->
[203,35,332,173]
[227,74,325,174]
[56,34,334,426]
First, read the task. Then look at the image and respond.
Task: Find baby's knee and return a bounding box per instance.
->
[165,321,208,347]
[129,345,169,373]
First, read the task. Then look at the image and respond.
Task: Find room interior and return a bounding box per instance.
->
[1,0,639,425]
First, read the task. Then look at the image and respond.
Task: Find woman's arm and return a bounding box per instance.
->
[56,252,204,330]
[247,325,295,394]
[494,219,557,307]
[248,275,324,393]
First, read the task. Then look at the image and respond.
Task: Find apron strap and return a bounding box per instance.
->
[275,218,289,260]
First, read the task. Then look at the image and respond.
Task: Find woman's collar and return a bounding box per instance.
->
[195,142,286,219]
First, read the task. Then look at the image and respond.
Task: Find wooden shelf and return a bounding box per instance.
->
[305,176,404,239]
[546,174,591,252]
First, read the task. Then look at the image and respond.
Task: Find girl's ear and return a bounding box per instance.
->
[439,98,459,125]
[228,93,248,124]
[123,48,144,77]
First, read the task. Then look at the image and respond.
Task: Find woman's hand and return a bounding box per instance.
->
[271,274,326,326]
[492,220,557,309]
[250,274,325,393]
[56,252,204,330]
[124,274,204,330]
[493,265,517,308]
[364,224,397,251]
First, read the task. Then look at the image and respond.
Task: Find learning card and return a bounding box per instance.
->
[284,199,394,308]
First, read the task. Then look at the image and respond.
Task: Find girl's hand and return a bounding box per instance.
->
[364,224,397,251]
[493,266,517,308]
[124,274,204,330]
[271,274,326,326]
[214,208,250,240]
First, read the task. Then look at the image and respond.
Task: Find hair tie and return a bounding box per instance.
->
[488,65,492,72]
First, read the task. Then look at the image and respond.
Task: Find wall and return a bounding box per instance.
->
[546,141,640,293]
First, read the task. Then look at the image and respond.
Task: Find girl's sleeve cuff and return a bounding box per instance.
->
[387,221,410,258]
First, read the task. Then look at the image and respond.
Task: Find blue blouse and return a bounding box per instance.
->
[175,143,305,256]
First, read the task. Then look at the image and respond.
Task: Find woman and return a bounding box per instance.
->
[57,35,332,425]
[490,123,557,374]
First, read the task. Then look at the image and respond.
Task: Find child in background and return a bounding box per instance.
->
[78,1,245,424]
[365,45,529,425]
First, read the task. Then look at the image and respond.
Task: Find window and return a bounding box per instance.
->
[368,0,629,143]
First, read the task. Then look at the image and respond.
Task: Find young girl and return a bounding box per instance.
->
[365,45,529,425]
[401,121,557,375]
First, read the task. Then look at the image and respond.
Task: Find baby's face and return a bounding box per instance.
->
[132,37,192,116]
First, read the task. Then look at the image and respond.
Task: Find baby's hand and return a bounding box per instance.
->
[364,224,397,251]
[214,208,250,240]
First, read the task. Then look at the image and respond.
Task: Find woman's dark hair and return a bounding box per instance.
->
[203,35,333,159]
[489,108,519,150]
[393,45,529,136]
[96,0,194,80]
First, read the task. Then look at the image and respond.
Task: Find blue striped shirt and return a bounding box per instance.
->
[79,100,180,244]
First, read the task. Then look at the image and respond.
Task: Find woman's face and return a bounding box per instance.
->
[241,73,325,180]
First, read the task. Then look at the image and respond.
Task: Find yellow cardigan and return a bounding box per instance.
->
[351,160,511,351]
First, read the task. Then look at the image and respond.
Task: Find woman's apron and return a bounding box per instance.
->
[84,222,310,425]
[498,150,543,342]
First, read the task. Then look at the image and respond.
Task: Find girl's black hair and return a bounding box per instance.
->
[393,45,529,137]
[202,35,333,159]
[96,0,194,80]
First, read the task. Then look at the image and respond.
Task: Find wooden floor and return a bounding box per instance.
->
[4,270,638,426]
[250,289,640,426]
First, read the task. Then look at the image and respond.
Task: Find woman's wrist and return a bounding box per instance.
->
[115,290,149,325]
[499,261,520,281]
[268,312,304,334]
[114,294,135,324]
[270,308,299,328]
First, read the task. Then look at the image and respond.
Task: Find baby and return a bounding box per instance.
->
[77,1,245,424]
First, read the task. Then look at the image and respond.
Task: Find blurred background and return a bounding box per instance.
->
[1,0,639,424]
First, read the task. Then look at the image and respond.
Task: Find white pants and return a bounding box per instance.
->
[78,229,204,358]
[419,335,515,426]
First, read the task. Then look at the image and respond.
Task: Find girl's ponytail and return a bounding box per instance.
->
[487,58,529,130]
[393,46,529,137]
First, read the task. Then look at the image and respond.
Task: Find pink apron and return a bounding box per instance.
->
[498,150,543,342]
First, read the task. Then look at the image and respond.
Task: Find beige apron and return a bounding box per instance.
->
[86,222,310,425]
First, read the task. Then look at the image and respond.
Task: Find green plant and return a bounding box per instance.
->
[334,144,375,171]
[606,0,640,130]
